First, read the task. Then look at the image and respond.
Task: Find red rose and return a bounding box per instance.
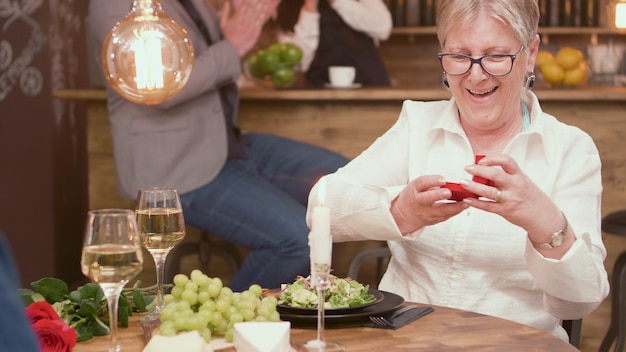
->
[26,301,60,323]
[31,319,77,352]
[26,301,77,352]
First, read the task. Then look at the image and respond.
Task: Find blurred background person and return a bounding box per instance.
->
[275,0,392,87]
[88,0,348,292]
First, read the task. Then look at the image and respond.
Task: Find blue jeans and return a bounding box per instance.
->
[179,133,348,291]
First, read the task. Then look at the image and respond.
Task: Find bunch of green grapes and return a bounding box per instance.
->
[158,269,280,342]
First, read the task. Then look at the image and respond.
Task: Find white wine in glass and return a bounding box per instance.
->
[135,187,186,314]
[81,209,143,352]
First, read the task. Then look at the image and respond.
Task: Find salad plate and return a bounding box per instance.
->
[277,289,384,315]
[276,275,381,315]
[278,290,405,326]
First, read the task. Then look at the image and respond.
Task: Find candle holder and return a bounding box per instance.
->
[303,262,345,352]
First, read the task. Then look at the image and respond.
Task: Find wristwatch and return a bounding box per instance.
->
[531,212,568,250]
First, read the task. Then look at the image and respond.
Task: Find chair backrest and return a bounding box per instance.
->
[561,319,582,348]
[346,244,391,285]
[347,244,583,348]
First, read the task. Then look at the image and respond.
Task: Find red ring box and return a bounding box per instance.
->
[439,155,493,201]
[442,182,478,201]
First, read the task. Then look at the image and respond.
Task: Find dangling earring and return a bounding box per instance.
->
[525,73,536,90]
[442,75,450,91]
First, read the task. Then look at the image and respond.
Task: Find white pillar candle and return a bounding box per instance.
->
[310,206,332,265]
[309,179,332,265]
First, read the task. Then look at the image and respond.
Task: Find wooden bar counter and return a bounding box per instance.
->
[72,303,578,352]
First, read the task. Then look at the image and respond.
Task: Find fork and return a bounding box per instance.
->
[369,305,417,327]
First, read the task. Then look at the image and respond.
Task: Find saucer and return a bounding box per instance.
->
[324,83,362,89]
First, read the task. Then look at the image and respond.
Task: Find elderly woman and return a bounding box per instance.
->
[306,0,609,341]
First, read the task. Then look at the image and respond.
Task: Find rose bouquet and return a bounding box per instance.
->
[20,277,158,345]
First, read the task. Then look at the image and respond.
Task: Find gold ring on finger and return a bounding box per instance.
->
[493,189,502,203]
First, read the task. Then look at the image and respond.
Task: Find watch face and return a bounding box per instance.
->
[552,232,565,247]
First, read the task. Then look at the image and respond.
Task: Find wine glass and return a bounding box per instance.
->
[135,187,186,314]
[81,209,144,352]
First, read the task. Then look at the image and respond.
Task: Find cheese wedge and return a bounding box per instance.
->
[143,331,212,352]
[234,321,291,352]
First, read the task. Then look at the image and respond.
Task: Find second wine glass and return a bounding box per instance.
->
[135,187,186,314]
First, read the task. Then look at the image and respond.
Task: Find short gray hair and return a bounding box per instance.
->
[436,0,539,49]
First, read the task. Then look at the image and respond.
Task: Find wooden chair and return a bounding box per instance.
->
[347,244,582,348]
[600,210,626,352]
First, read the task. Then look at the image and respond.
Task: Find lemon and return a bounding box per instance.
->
[536,50,554,68]
[555,47,584,70]
[563,63,588,86]
[540,61,565,86]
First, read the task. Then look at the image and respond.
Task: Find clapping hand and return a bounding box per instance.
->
[221,0,280,57]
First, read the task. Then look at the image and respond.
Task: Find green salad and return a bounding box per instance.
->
[278,274,376,309]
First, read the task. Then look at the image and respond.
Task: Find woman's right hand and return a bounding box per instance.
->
[391,175,468,234]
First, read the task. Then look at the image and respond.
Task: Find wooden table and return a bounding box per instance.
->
[72,303,577,352]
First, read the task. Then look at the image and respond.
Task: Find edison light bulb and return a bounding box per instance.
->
[102,0,194,105]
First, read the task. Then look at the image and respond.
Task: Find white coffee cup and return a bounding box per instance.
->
[329,66,356,87]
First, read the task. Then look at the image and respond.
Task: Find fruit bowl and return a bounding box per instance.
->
[244,43,303,89]
[244,61,301,89]
[536,47,589,88]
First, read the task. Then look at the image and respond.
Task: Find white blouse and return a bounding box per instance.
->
[307,91,610,341]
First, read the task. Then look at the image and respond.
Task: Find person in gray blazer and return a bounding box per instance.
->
[88,0,348,291]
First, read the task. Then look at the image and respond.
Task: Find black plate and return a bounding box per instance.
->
[278,290,404,327]
[277,289,384,315]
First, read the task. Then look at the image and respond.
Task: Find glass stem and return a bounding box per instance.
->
[101,283,124,352]
[151,251,168,313]
[316,283,326,344]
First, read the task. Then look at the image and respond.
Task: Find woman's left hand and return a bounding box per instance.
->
[459,154,563,238]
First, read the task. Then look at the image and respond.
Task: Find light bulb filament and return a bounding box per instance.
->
[617,3,626,28]
[133,30,164,90]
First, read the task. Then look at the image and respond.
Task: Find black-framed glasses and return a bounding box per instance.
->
[438,46,525,76]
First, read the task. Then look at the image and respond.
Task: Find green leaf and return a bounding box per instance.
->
[118,295,131,327]
[18,288,36,306]
[92,317,110,336]
[31,277,69,303]
[76,300,98,318]
[68,290,82,304]
[132,289,147,312]
[78,283,101,301]
[74,324,94,342]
